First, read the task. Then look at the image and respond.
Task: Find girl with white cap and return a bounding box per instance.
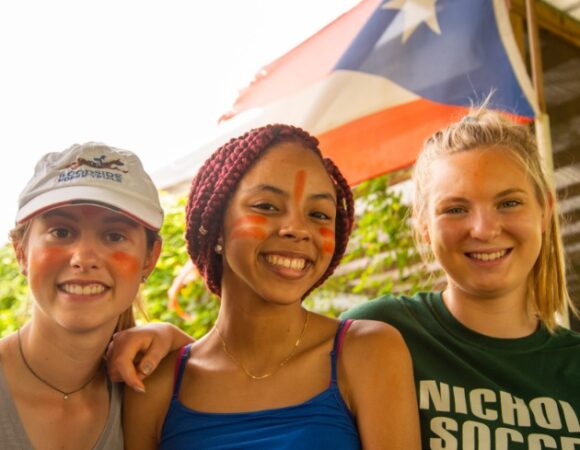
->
[0,142,164,449]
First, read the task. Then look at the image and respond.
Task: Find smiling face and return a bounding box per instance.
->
[422,147,547,302]
[16,205,160,333]
[220,142,337,306]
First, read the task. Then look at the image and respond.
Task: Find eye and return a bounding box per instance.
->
[499,199,522,209]
[443,206,467,215]
[252,202,278,212]
[49,227,72,239]
[106,231,127,243]
[310,211,332,221]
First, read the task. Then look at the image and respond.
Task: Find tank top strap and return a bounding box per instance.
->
[329,319,354,385]
[172,343,192,398]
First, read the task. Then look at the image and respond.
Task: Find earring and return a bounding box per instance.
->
[141,275,147,283]
[214,236,223,254]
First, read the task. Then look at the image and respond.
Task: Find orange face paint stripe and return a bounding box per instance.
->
[319,227,335,254]
[110,252,140,277]
[293,170,306,205]
[322,241,335,254]
[232,215,267,228]
[319,227,334,237]
[230,227,268,240]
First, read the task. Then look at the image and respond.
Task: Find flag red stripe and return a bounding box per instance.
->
[222,0,382,120]
[317,99,471,185]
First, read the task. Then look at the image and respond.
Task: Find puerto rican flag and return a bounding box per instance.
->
[216,0,539,185]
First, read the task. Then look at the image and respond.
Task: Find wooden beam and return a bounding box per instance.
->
[510,0,580,48]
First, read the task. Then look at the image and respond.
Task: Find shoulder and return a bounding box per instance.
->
[341,291,435,321]
[0,333,15,360]
[337,319,416,416]
[341,319,409,363]
[550,325,580,348]
[123,345,184,441]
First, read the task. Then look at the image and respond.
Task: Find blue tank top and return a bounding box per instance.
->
[160,320,361,450]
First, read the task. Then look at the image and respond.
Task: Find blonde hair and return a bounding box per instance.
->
[9,219,160,333]
[412,107,575,331]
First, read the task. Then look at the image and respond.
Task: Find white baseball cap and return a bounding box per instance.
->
[16,142,164,231]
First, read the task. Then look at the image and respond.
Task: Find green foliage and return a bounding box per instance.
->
[141,194,219,339]
[0,244,29,337]
[316,174,434,312]
[0,176,433,337]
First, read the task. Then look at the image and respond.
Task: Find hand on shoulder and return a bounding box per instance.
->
[123,346,185,450]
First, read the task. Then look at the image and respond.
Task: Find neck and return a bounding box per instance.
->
[442,284,539,338]
[214,298,309,376]
[18,318,111,394]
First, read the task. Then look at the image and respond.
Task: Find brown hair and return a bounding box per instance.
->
[413,107,575,331]
[185,124,354,298]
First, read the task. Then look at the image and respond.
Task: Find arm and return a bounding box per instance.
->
[107,322,193,392]
[340,320,421,450]
[123,348,178,450]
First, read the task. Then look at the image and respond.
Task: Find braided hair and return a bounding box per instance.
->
[185,124,354,298]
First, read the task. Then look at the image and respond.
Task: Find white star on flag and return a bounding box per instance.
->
[383,0,441,43]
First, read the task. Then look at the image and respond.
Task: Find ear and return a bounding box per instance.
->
[142,239,162,279]
[12,241,28,276]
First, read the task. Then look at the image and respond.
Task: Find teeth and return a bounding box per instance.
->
[61,283,106,295]
[265,255,306,270]
[469,250,507,261]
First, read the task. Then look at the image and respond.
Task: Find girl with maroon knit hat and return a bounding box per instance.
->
[123,124,420,450]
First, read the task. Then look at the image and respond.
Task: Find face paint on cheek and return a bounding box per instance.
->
[230,227,267,240]
[110,252,141,278]
[293,170,306,206]
[319,227,335,254]
[232,215,267,227]
[28,247,68,291]
[230,215,268,240]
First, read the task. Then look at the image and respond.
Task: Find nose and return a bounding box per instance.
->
[70,237,102,271]
[278,211,311,242]
[469,209,501,241]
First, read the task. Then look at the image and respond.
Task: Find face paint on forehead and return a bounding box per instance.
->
[293,170,307,205]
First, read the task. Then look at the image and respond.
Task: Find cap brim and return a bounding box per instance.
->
[16,186,163,231]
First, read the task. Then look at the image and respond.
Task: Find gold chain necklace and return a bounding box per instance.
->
[17,328,102,400]
[214,310,309,380]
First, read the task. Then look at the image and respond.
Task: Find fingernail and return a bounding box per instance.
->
[132,385,146,394]
[141,362,153,376]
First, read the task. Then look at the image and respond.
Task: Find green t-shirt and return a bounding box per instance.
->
[342,292,580,450]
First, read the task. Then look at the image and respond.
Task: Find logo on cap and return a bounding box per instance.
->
[58,154,130,184]
[63,155,129,173]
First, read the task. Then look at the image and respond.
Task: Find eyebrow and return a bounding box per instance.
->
[41,209,139,227]
[243,184,337,205]
[494,188,529,198]
[436,188,530,204]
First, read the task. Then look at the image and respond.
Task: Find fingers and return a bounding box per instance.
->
[105,322,193,394]
[135,343,166,380]
[106,330,150,393]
